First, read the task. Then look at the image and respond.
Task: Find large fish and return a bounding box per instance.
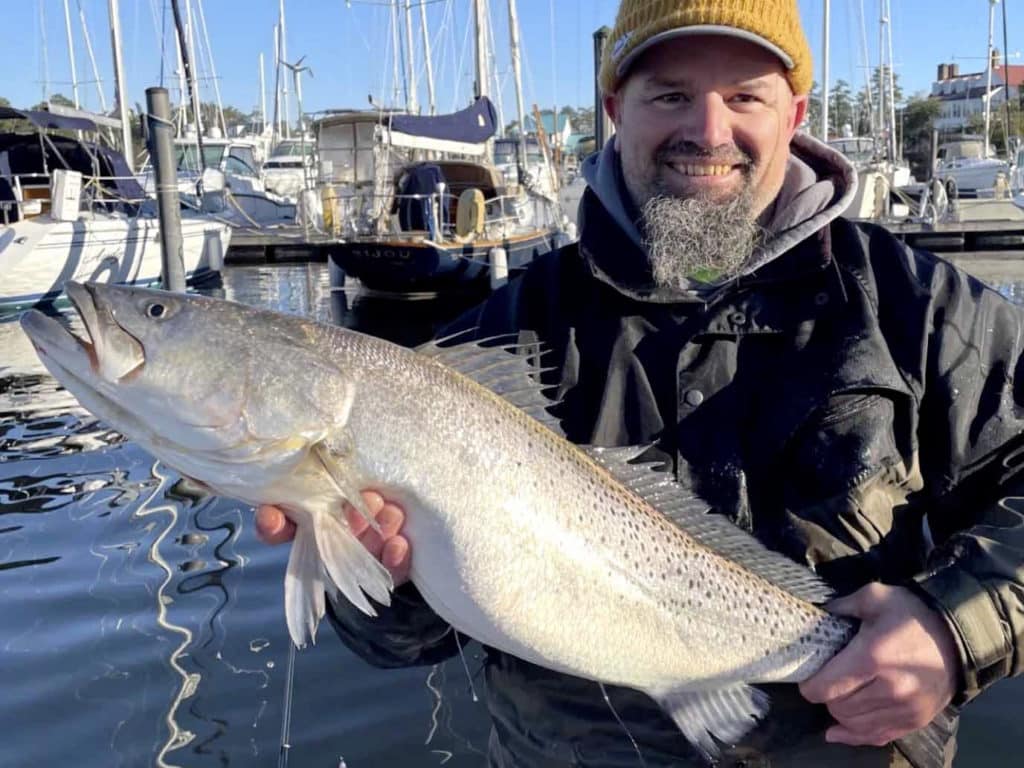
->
[20,282,951,764]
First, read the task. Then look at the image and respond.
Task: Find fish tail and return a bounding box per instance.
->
[893,705,959,768]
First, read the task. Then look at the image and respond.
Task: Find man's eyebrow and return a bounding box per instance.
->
[732,79,774,93]
[641,75,695,90]
[640,75,775,92]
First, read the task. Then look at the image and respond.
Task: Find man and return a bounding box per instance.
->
[258,0,1024,765]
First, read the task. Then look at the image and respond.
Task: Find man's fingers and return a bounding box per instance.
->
[799,635,876,704]
[826,582,890,620]
[381,536,412,584]
[826,724,900,748]
[344,491,386,536]
[255,505,296,545]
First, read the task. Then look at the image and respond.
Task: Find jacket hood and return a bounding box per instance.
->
[579,132,859,302]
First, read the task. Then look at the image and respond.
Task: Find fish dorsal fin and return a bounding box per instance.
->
[418,334,564,436]
[584,446,835,604]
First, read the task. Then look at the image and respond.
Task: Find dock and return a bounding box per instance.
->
[225,226,332,264]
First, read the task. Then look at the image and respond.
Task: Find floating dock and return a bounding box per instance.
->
[225,226,331,264]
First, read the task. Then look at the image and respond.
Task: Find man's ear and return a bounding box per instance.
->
[789,93,809,136]
[603,91,621,127]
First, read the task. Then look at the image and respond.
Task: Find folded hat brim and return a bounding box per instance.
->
[615,25,796,81]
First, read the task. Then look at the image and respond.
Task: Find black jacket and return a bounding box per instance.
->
[328,185,1024,766]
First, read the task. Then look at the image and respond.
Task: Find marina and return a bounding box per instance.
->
[5,0,1024,765]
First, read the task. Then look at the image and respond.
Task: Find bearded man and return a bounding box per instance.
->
[257,1,1024,765]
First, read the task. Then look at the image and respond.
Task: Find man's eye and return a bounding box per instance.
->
[731,94,761,104]
[653,93,687,105]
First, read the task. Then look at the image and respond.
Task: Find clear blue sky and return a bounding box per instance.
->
[0,1,1019,122]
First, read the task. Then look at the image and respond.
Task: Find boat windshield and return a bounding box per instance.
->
[175,143,227,172]
[270,141,313,159]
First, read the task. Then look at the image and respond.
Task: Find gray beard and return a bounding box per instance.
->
[641,190,764,290]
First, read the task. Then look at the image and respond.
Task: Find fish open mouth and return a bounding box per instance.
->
[63,282,100,366]
[20,281,145,382]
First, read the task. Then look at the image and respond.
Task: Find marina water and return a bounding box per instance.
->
[1,263,1020,766]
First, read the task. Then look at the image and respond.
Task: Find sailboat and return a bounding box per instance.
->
[316,0,569,293]
[0,107,229,312]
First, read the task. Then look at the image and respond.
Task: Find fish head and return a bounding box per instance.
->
[20,282,352,493]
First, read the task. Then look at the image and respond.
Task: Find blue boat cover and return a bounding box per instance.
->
[389,97,497,145]
[0,106,97,133]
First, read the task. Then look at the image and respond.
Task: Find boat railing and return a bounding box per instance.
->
[0,171,152,223]
[317,185,555,242]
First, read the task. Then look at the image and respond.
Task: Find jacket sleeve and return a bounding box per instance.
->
[889,247,1024,703]
[326,583,466,668]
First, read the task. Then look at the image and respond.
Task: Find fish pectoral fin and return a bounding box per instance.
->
[314,507,394,615]
[284,524,326,648]
[654,683,770,762]
[311,437,381,535]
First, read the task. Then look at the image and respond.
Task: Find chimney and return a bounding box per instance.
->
[938,63,951,81]
[950,63,960,78]
[992,48,1003,69]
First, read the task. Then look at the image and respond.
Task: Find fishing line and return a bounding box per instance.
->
[453,630,479,702]
[599,682,648,768]
[277,639,297,768]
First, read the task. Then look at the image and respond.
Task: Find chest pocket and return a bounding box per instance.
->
[791,392,904,501]
[779,388,926,587]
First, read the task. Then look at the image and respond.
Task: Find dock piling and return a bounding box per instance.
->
[145,87,186,293]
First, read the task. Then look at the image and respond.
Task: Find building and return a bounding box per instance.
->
[931,58,1024,133]
[521,113,574,147]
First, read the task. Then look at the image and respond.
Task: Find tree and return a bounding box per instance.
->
[900,95,942,179]
[829,79,855,136]
[805,80,822,137]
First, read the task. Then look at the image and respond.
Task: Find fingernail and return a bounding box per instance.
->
[364,492,385,514]
[378,504,402,530]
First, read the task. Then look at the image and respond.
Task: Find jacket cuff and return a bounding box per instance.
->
[909,564,1012,702]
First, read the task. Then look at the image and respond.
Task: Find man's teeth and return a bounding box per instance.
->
[673,163,734,177]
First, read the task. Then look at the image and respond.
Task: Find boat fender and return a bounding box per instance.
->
[489,247,508,290]
[456,188,486,240]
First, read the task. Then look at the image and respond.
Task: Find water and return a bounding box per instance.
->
[1,262,1022,767]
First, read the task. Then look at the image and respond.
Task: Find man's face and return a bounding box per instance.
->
[605,34,808,218]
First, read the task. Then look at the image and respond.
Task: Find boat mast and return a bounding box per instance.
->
[507,0,529,174]
[279,0,290,138]
[473,0,493,159]
[857,0,876,146]
[884,0,897,161]
[259,53,267,132]
[1001,0,1013,156]
[107,0,134,169]
[272,22,281,140]
[170,0,206,181]
[821,0,830,140]
[195,0,227,136]
[418,0,436,115]
[984,0,997,157]
[63,0,80,109]
[404,0,419,113]
[77,1,110,114]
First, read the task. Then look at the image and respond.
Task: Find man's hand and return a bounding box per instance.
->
[798,583,958,747]
[255,491,412,586]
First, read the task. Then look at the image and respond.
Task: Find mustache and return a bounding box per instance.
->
[655,142,752,166]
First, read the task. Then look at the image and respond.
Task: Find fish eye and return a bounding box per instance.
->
[146,302,167,319]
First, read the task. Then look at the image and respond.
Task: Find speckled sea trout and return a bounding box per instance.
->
[21,282,950,764]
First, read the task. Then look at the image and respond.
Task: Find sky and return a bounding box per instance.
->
[0,0,1019,125]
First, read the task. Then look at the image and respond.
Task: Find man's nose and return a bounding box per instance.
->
[687,94,733,150]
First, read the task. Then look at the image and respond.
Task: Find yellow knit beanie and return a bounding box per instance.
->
[599,0,813,96]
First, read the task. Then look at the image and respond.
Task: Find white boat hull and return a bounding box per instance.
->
[0,213,231,312]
